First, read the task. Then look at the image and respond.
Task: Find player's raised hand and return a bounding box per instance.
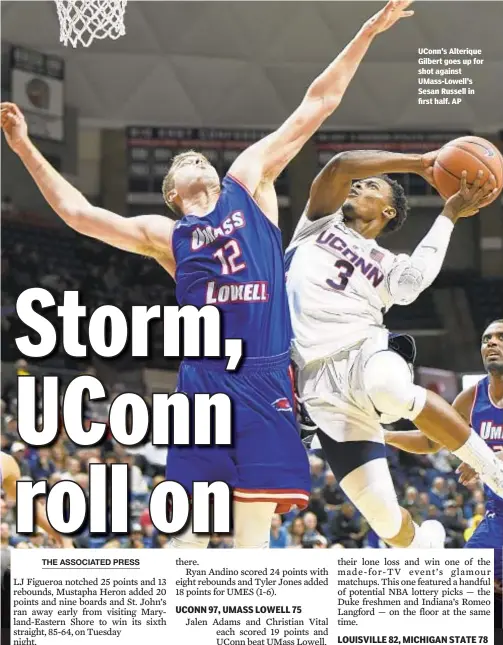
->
[420,149,440,191]
[456,462,479,487]
[363,1,414,35]
[0,102,29,153]
[457,448,503,486]
[443,170,498,220]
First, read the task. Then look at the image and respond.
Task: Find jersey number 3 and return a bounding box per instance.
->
[213,240,246,275]
[327,259,354,291]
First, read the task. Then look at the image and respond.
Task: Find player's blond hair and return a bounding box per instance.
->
[162,150,209,217]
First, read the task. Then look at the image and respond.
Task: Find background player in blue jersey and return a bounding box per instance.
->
[385,319,503,626]
[1,1,415,548]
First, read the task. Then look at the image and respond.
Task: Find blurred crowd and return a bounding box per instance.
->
[267,446,485,550]
[1,371,487,551]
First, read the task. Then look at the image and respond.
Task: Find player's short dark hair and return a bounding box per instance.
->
[162,150,208,217]
[486,319,503,328]
[481,319,503,339]
[379,174,409,235]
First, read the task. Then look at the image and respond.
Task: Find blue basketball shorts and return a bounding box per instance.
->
[464,510,503,584]
[165,352,310,514]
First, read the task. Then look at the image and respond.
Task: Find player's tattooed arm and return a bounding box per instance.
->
[306,149,437,221]
[384,430,441,454]
[0,103,175,265]
[229,2,415,200]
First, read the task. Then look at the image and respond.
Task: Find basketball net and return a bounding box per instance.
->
[54,0,128,48]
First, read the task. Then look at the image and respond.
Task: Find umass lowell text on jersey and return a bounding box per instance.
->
[167,175,310,514]
[471,376,503,514]
[172,175,292,358]
[465,375,503,590]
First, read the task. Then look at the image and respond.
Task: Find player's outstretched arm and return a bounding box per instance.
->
[306,149,439,221]
[384,430,441,454]
[229,1,415,196]
[386,385,502,489]
[384,387,474,454]
[388,171,498,306]
[1,103,174,263]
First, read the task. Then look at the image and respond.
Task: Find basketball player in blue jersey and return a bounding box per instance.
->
[385,319,503,626]
[1,1,416,548]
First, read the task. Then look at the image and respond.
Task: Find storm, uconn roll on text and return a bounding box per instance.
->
[11,287,240,537]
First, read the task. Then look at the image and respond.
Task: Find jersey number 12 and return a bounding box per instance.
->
[213,240,246,275]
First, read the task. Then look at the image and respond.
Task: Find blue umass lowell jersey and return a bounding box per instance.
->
[465,376,503,586]
[172,175,292,358]
[168,175,311,513]
[471,377,503,515]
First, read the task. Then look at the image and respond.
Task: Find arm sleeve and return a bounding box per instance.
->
[387,215,454,306]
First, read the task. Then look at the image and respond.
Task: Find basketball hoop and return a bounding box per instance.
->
[54,0,128,48]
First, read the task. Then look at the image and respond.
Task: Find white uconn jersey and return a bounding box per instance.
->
[286,211,404,368]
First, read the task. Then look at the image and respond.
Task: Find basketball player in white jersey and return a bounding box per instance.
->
[286,148,502,549]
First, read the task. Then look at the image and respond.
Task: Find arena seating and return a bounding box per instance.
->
[385,290,441,332]
[464,277,503,335]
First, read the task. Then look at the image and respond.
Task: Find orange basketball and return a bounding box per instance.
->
[433,136,503,207]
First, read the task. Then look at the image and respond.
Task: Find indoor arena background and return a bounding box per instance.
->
[1,1,502,551]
